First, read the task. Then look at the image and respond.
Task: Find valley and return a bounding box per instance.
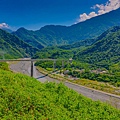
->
[0,7,120,119]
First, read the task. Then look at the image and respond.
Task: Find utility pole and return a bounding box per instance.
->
[31,60,34,77]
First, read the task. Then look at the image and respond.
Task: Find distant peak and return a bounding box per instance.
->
[17,27,27,31]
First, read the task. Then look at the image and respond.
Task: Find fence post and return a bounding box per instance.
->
[31,61,33,77]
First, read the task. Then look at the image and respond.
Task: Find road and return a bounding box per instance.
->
[10,60,120,109]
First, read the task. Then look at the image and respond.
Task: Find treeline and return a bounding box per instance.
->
[35,60,120,87]
[68,70,120,87]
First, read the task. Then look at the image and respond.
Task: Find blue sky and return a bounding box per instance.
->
[0,0,119,30]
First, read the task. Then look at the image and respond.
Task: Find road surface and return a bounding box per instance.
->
[10,60,120,109]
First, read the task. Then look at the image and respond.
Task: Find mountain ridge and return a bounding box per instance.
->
[13,8,120,46]
[74,26,120,68]
[13,27,44,49]
[33,26,120,70]
[0,29,38,59]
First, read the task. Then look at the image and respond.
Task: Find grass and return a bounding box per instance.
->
[0,69,120,119]
[71,79,120,96]
[36,66,120,96]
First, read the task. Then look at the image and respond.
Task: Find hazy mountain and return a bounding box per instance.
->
[0,29,38,59]
[1,28,13,33]
[13,8,120,46]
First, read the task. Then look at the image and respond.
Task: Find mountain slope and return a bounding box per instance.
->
[74,26,120,68]
[33,38,96,59]
[0,29,38,59]
[33,26,120,69]
[1,69,120,119]
[13,8,120,46]
[12,27,44,49]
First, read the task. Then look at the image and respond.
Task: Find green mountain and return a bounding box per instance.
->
[33,38,95,59]
[0,29,38,59]
[13,8,120,46]
[33,26,120,68]
[58,38,96,50]
[33,26,120,86]
[74,26,120,69]
[12,27,44,49]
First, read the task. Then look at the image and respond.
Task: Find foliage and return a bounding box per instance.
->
[0,62,9,71]
[35,60,89,71]
[35,59,120,86]
[12,27,44,49]
[34,26,120,72]
[0,29,38,59]
[0,69,120,119]
[34,26,120,86]
[71,79,120,95]
[33,46,76,59]
[74,26,120,69]
[109,62,120,74]
[68,70,120,87]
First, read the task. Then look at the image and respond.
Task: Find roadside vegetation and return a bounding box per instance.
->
[0,66,120,119]
[0,62,9,71]
[35,60,120,95]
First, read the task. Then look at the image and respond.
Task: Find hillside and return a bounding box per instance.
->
[33,46,76,59]
[13,8,120,46]
[74,26,120,69]
[33,26,120,67]
[0,68,120,119]
[0,29,38,59]
[13,27,44,49]
[33,25,120,61]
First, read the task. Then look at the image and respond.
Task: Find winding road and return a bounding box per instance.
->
[10,60,120,109]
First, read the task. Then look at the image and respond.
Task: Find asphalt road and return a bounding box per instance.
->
[10,60,120,109]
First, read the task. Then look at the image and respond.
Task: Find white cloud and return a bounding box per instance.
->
[78,0,120,22]
[79,12,97,22]
[0,23,9,28]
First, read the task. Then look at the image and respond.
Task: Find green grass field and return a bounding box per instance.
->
[0,64,120,119]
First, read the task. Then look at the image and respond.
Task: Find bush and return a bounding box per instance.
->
[0,69,120,119]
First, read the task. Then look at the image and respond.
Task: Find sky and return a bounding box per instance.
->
[0,0,120,30]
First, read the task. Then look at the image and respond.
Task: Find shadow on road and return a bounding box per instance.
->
[36,74,48,79]
[35,69,59,79]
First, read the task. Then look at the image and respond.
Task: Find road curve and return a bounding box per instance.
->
[10,61,120,109]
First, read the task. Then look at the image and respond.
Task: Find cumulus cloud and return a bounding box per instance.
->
[79,12,97,22]
[78,0,120,22]
[0,23,9,28]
